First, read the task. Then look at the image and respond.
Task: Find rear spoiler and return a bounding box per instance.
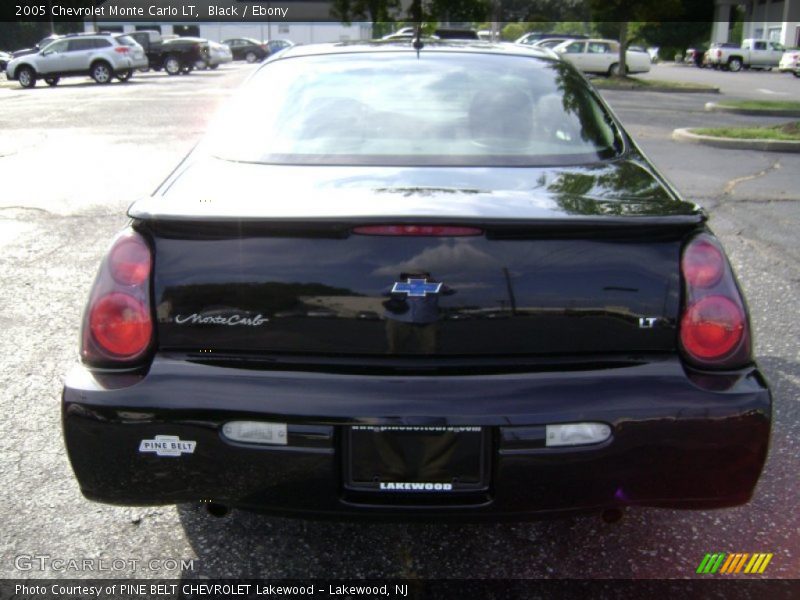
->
[132,213,706,241]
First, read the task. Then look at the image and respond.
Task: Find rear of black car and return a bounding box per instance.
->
[62,45,770,519]
[159,37,210,72]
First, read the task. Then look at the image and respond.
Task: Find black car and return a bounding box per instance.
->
[63,42,771,521]
[222,38,268,63]
[158,37,210,75]
[433,29,479,40]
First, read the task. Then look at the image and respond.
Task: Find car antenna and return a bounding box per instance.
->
[411,0,423,55]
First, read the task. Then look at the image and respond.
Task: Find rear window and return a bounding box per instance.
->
[115,35,138,47]
[205,52,622,167]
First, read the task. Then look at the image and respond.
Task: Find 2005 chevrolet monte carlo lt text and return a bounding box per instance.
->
[62,42,771,520]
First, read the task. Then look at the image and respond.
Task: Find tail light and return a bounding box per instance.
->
[81,229,154,367]
[716,50,722,58]
[679,233,750,369]
[353,225,482,236]
[114,47,130,54]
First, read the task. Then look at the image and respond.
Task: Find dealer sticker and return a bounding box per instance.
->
[138,435,196,457]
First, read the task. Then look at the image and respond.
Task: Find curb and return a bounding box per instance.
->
[672,127,800,152]
[705,102,800,117]
[594,82,719,93]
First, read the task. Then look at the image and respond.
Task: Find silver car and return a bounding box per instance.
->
[5,33,140,88]
[113,34,149,74]
[197,41,233,70]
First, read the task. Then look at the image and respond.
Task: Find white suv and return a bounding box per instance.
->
[5,33,143,88]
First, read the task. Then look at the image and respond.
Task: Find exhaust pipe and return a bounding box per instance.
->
[205,502,230,518]
[601,508,624,524]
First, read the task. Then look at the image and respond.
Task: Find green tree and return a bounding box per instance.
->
[427,0,491,22]
[0,20,81,52]
[634,1,715,58]
[332,0,404,26]
[499,0,590,22]
[501,23,527,42]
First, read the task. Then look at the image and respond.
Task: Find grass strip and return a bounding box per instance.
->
[693,121,800,141]
[593,77,717,90]
[714,100,800,112]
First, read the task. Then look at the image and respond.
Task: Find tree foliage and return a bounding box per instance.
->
[0,20,82,52]
[588,0,684,76]
[331,0,403,25]
[499,0,590,22]
[427,0,492,22]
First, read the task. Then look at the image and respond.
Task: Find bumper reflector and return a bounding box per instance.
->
[545,422,611,447]
[222,421,287,445]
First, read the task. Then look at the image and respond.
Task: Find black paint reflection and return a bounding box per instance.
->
[152,228,682,356]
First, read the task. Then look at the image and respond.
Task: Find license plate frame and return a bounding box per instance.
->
[343,425,490,493]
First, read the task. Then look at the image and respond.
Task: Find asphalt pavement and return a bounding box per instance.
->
[0,62,798,580]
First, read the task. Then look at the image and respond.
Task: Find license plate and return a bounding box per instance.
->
[344,425,489,493]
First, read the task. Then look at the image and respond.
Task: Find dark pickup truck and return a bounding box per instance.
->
[128,31,209,75]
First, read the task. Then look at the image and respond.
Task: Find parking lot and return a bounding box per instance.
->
[1,61,799,579]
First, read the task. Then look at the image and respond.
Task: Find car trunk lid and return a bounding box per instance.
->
[133,158,701,359]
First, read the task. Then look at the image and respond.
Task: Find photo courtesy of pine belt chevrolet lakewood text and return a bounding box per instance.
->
[62,41,771,520]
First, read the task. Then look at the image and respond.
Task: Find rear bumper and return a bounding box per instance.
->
[128,57,149,70]
[62,355,771,520]
[208,55,233,66]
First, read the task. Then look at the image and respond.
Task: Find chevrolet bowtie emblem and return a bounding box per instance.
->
[391,278,442,297]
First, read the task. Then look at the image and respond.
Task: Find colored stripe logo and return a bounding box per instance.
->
[696,553,773,574]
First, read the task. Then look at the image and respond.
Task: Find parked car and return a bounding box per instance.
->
[63,42,770,521]
[5,33,142,88]
[381,31,415,41]
[127,31,209,75]
[390,27,417,39]
[516,32,587,46]
[553,38,651,75]
[627,45,650,56]
[264,39,294,56]
[222,38,268,63]
[702,42,739,67]
[196,40,233,70]
[0,50,10,72]
[433,29,479,40]
[158,37,210,75]
[529,37,581,50]
[381,29,477,42]
[778,48,800,73]
[706,38,785,71]
[126,29,162,70]
[684,47,707,67]
[112,34,148,75]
